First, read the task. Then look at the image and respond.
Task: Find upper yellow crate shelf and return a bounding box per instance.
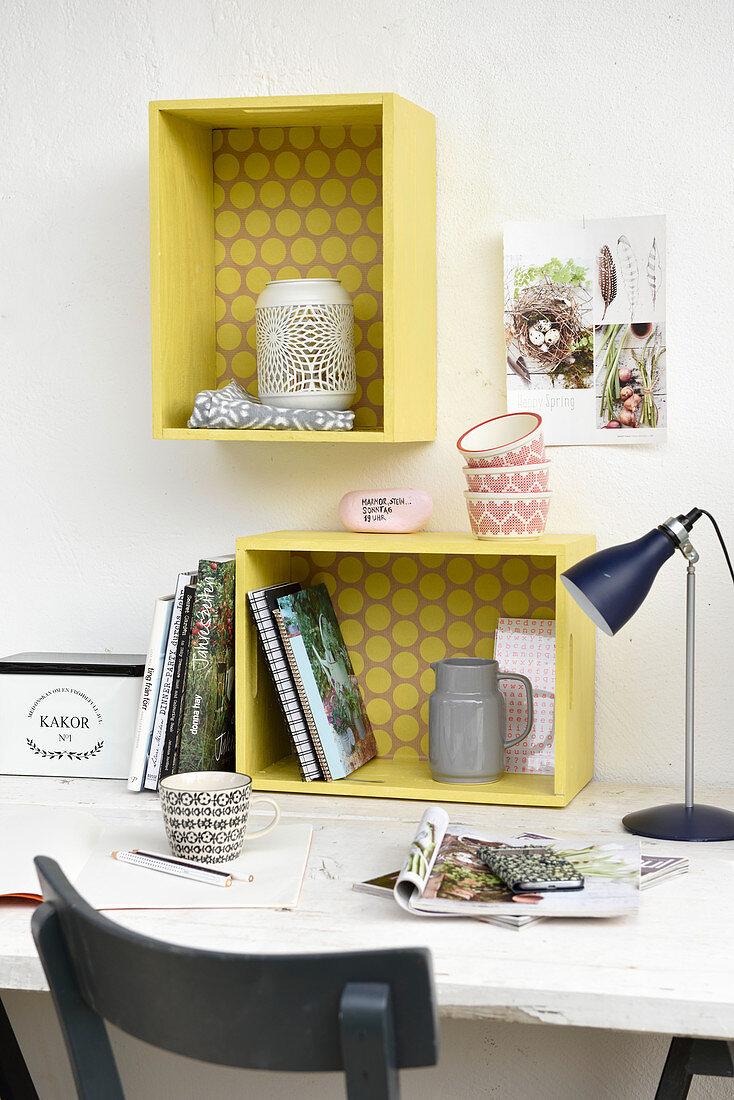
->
[150,94,436,443]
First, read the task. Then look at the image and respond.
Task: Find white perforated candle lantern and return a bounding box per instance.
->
[255,278,357,411]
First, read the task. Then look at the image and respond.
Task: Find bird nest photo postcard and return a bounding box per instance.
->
[504,215,666,445]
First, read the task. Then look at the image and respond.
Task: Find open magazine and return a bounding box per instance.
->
[353,807,687,928]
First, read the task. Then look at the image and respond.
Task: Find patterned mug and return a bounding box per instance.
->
[159,772,280,864]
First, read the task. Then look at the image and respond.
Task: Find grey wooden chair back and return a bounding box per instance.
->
[31,856,438,1100]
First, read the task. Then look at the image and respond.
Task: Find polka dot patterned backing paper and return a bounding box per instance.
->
[213,126,384,430]
[290,551,556,764]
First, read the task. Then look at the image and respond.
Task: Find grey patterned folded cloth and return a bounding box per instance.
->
[188,380,355,431]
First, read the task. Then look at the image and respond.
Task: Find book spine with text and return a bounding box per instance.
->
[248,589,322,781]
[159,584,196,782]
[127,596,174,791]
[273,608,331,780]
[177,559,235,774]
[144,572,196,790]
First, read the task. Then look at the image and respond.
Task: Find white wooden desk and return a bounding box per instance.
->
[2,776,733,1041]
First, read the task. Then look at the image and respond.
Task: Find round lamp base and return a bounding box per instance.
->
[622,802,734,842]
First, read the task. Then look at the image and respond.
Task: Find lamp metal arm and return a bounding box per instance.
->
[657,507,734,813]
[685,562,695,809]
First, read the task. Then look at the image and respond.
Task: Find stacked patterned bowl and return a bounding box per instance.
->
[457,413,551,539]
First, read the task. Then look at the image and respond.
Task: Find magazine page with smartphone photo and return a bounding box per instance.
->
[391,807,641,919]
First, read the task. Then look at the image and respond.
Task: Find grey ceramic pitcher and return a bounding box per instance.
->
[428,657,534,784]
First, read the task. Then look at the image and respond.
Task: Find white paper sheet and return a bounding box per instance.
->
[0,804,312,910]
[77,821,313,910]
[0,805,103,898]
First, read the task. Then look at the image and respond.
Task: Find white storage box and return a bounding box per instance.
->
[0,653,144,779]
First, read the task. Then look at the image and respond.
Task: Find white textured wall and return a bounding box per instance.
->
[3,0,733,786]
[3,1,733,1096]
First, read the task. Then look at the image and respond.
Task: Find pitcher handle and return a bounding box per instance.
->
[499,673,534,747]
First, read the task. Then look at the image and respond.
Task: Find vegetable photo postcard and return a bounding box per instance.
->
[504,215,666,445]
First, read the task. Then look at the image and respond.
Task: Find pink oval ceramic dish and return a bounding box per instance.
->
[338,489,433,533]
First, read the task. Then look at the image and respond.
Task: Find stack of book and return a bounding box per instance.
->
[128,557,235,791]
[248,582,377,781]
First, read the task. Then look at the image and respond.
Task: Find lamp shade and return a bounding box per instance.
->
[560,528,675,636]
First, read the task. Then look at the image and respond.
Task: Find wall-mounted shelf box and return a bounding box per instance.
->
[236,531,596,808]
[150,94,436,442]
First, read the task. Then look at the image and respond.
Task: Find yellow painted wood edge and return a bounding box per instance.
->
[236,544,293,776]
[250,774,575,808]
[153,113,215,432]
[412,98,437,442]
[381,94,396,439]
[248,751,590,807]
[236,530,595,554]
[382,94,436,442]
[161,428,389,442]
[552,535,596,800]
[235,542,246,776]
[149,104,163,439]
[150,93,387,113]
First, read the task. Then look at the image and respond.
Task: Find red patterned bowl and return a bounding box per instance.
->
[457,413,545,468]
[465,492,552,539]
[463,463,551,494]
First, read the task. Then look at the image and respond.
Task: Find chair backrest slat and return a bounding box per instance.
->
[31,856,438,1097]
[33,902,124,1100]
[340,983,400,1100]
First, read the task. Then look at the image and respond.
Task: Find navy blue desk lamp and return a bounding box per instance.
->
[561,508,734,841]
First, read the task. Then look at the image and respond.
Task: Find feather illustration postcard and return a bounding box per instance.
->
[275,584,377,780]
[504,215,666,445]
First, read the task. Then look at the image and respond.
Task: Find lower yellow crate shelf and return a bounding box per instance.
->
[247,754,561,806]
[235,530,596,808]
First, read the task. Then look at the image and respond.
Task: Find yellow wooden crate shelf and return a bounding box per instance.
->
[150,94,436,442]
[248,755,561,807]
[235,531,596,808]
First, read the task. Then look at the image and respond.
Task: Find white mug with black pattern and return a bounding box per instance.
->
[159,772,280,864]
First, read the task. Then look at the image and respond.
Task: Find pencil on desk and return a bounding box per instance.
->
[111,849,235,888]
[132,850,254,882]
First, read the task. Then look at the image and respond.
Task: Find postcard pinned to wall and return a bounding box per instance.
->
[505,215,666,445]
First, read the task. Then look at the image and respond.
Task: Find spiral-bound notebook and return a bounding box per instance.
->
[275,584,377,782]
[273,608,331,779]
[247,584,323,781]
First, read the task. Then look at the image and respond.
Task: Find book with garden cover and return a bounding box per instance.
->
[275,584,377,781]
[360,806,643,923]
[247,582,323,782]
[177,557,235,774]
